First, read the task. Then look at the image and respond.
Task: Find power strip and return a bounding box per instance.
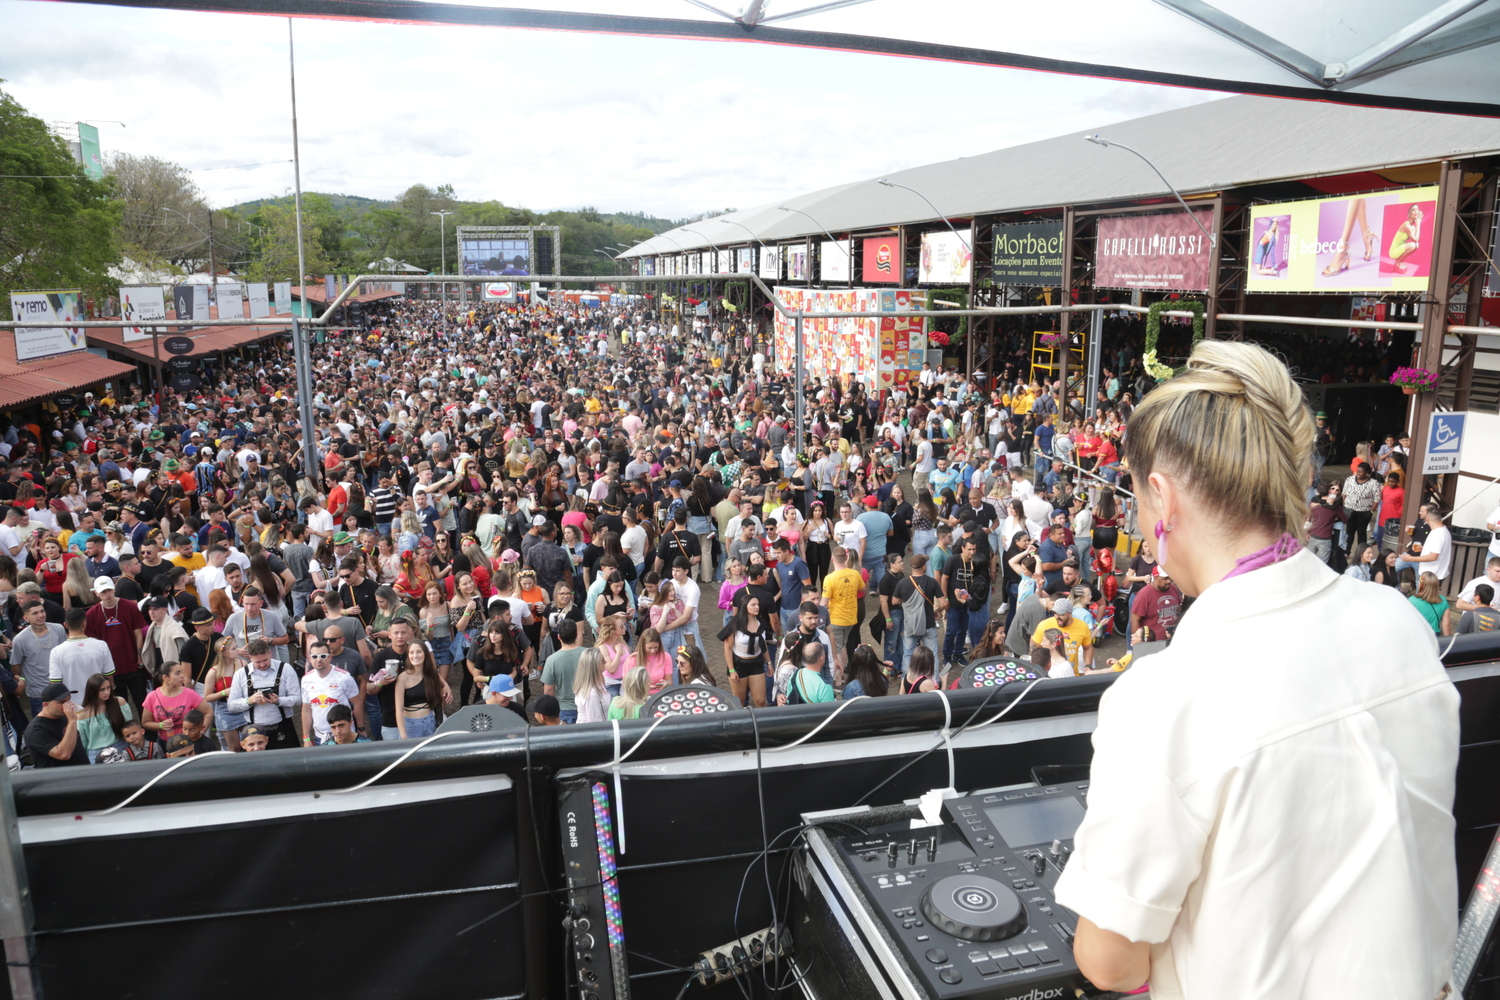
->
[693,924,789,986]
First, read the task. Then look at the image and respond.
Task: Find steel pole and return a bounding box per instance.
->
[794,312,806,458]
[287,18,316,485]
[0,766,37,1000]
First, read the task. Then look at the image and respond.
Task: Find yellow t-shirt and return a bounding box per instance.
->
[822,568,864,627]
[1031,615,1094,671]
[169,551,207,597]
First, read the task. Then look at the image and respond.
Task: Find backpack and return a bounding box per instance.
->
[901,577,935,636]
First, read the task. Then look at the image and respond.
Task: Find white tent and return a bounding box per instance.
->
[66,0,1500,117]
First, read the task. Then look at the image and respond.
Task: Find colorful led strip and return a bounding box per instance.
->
[591,782,624,949]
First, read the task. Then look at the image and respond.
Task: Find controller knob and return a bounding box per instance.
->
[919,875,1027,942]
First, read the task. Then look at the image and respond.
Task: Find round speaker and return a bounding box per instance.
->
[643,683,741,718]
[959,656,1039,690]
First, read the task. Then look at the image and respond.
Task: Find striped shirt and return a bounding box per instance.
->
[1342,475,1381,513]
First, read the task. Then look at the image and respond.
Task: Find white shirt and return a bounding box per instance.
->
[193,564,240,613]
[301,666,360,741]
[1424,524,1453,580]
[1457,573,1500,608]
[620,524,649,563]
[914,440,935,475]
[0,524,25,567]
[306,508,334,545]
[832,518,867,553]
[1054,550,1458,1000]
[671,576,701,623]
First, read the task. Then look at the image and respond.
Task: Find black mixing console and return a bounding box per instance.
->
[796,781,1092,1000]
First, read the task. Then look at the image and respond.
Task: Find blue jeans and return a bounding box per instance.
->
[780,608,800,636]
[29,698,42,719]
[560,709,578,724]
[1035,450,1051,477]
[883,607,904,669]
[911,529,937,559]
[864,560,885,587]
[396,713,438,739]
[944,607,970,664]
[658,626,684,657]
[292,590,313,621]
[903,630,939,673]
[364,695,383,741]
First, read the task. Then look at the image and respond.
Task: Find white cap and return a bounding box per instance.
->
[92,576,117,594]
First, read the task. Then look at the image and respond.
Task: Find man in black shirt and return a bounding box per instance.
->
[877,552,906,667]
[655,510,701,577]
[178,607,222,688]
[25,682,87,767]
[893,553,944,671]
[337,556,379,626]
[735,563,781,632]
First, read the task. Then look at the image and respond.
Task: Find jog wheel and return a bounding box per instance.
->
[919,874,1027,942]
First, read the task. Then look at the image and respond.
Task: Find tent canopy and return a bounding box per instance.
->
[61,0,1500,117]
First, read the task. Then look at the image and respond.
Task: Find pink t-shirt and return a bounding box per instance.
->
[142,686,205,739]
[600,642,633,683]
[639,650,673,692]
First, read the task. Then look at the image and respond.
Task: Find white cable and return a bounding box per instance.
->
[933,689,956,791]
[611,719,625,855]
[329,730,462,795]
[90,751,236,816]
[970,677,1049,730]
[1439,633,1461,661]
[763,695,867,752]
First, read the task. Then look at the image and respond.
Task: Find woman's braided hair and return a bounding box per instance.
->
[1127,340,1315,542]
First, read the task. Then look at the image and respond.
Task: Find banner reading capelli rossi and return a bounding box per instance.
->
[1247,186,1438,293]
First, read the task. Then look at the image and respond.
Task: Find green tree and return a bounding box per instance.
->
[242,201,334,285]
[0,83,120,313]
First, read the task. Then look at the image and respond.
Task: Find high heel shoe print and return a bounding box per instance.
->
[1362,230,1375,261]
[1322,240,1349,276]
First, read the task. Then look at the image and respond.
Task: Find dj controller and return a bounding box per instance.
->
[794,781,1093,1000]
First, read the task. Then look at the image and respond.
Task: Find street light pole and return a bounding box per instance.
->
[432,209,454,322]
[288,17,318,485]
[1083,135,1216,249]
[877,179,971,251]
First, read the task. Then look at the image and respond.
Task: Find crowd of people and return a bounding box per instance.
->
[0,292,1493,770]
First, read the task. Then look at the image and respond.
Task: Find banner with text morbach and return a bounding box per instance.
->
[1247,186,1438,293]
[1095,210,1213,291]
[8,291,84,360]
[918,229,973,284]
[121,286,167,343]
[861,236,901,284]
[992,222,1064,285]
[247,283,271,319]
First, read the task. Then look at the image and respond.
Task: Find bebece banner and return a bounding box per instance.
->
[216,283,243,320]
[8,291,84,361]
[918,230,973,284]
[121,286,167,343]
[247,283,271,319]
[1247,186,1439,293]
[273,282,291,314]
[1095,210,1213,291]
[993,222,1064,285]
[861,236,901,284]
[820,240,851,283]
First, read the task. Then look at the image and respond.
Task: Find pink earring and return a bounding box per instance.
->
[1154,519,1171,571]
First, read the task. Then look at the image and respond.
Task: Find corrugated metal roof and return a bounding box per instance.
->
[291,285,406,305]
[624,94,1500,256]
[86,320,292,363]
[0,344,136,411]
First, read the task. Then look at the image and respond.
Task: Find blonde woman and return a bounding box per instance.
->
[1052,339,1458,997]
[595,614,633,697]
[61,556,100,610]
[607,665,650,720]
[571,647,612,724]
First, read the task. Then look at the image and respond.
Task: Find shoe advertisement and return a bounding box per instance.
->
[1247,186,1438,292]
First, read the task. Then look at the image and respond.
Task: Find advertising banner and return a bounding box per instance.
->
[737,248,754,274]
[121,286,167,343]
[1095,210,1213,291]
[8,291,84,361]
[759,247,781,280]
[861,236,901,284]
[1246,186,1438,293]
[460,238,530,276]
[642,258,656,277]
[918,229,973,284]
[173,285,209,329]
[216,283,243,320]
[273,282,291,314]
[484,283,517,301]
[247,283,271,319]
[820,240,852,283]
[717,250,733,274]
[771,286,924,389]
[993,222,1064,285]
[76,123,103,180]
[787,247,807,281]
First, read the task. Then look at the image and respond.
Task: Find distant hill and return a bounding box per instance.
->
[229,192,383,214]
[599,211,682,234]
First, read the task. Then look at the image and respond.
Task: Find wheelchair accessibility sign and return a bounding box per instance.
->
[1422,411,1467,474]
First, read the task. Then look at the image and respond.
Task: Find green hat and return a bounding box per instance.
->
[331,531,353,545]
[163,458,179,471]
[149,430,165,441]
[1315,411,1327,419]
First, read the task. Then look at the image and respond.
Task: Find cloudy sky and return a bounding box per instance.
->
[3,0,1221,218]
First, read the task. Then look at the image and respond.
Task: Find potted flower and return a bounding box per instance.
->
[1389,366,1439,394]
[1039,331,1069,349]
[929,330,951,347]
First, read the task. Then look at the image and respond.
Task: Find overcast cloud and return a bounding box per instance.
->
[2,0,1219,216]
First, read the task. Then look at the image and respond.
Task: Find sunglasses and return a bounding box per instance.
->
[309,653,330,660]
